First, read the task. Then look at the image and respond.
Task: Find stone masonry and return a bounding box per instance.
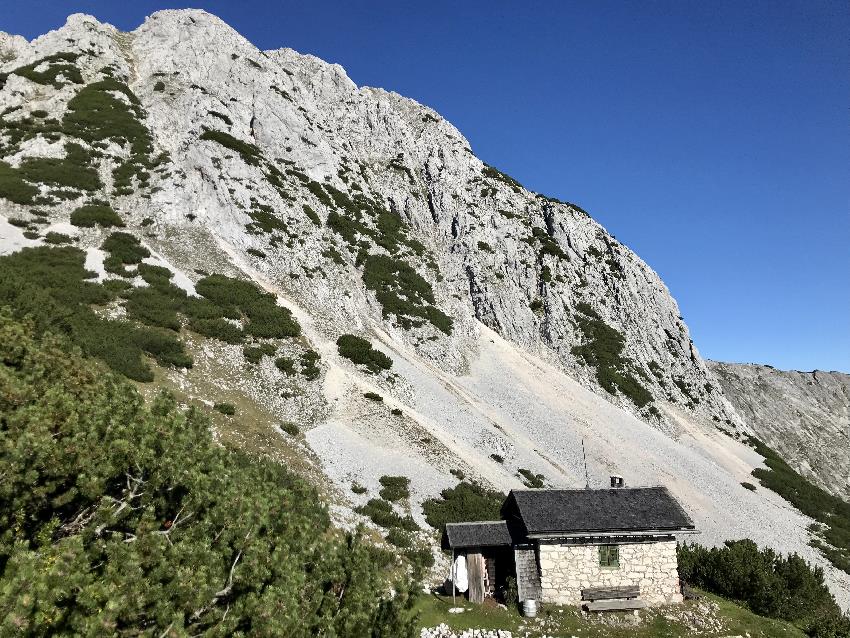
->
[537,540,682,606]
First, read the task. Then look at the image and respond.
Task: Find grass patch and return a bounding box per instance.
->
[517,468,544,488]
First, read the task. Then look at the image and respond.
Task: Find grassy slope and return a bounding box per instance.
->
[414,591,805,638]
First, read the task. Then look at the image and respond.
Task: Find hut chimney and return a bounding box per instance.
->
[610,475,625,488]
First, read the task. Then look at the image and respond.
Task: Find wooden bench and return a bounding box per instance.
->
[581,585,645,612]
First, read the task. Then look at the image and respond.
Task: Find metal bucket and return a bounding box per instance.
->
[522,598,538,618]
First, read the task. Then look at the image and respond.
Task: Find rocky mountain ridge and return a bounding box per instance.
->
[1,10,847,607]
[709,361,850,500]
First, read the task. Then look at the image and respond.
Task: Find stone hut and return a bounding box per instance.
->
[445,482,696,610]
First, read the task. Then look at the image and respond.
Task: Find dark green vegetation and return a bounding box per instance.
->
[364,391,383,402]
[0,316,417,636]
[43,231,73,245]
[571,303,654,409]
[0,236,307,383]
[379,476,411,502]
[314,176,450,334]
[200,129,262,166]
[18,143,101,191]
[362,254,452,334]
[63,78,163,196]
[213,402,236,415]
[336,333,393,373]
[280,421,300,436]
[741,482,757,491]
[70,202,124,228]
[0,246,189,381]
[517,469,544,488]
[678,541,850,637]
[356,499,417,533]
[0,52,82,89]
[0,74,166,204]
[482,163,522,193]
[747,437,850,575]
[422,482,506,535]
[101,231,148,275]
[0,160,39,204]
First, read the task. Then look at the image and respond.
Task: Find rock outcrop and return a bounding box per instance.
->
[709,361,850,500]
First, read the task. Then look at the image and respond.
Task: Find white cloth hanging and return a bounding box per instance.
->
[452,554,468,593]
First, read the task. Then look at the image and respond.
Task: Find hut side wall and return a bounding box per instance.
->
[537,540,682,606]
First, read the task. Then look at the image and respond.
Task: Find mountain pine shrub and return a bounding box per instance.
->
[336,333,392,372]
[422,482,506,535]
[678,540,849,637]
[0,316,416,636]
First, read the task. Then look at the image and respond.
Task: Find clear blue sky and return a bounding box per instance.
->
[5,1,849,372]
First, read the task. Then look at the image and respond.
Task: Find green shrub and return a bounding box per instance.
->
[362,254,452,334]
[275,356,295,375]
[741,482,757,491]
[379,476,410,502]
[280,421,299,436]
[214,402,236,415]
[351,482,367,495]
[422,482,506,534]
[517,468,544,488]
[43,231,73,245]
[199,129,261,166]
[303,204,321,225]
[246,247,266,258]
[0,246,190,381]
[71,203,124,228]
[477,241,493,253]
[0,160,39,204]
[299,349,321,380]
[195,274,300,339]
[678,540,849,636]
[391,408,403,416]
[243,345,264,364]
[529,298,543,312]
[385,527,412,548]
[355,499,418,531]
[0,316,416,635]
[748,437,850,575]
[153,80,165,92]
[364,391,383,402]
[490,454,504,464]
[6,52,82,88]
[190,317,244,344]
[571,311,654,409]
[18,143,101,191]
[101,231,149,276]
[337,334,392,373]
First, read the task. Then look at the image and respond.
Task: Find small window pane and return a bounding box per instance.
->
[599,544,620,567]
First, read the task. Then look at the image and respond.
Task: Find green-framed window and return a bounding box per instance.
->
[599,544,620,568]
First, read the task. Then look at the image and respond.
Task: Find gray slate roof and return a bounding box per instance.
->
[504,487,695,536]
[444,520,513,548]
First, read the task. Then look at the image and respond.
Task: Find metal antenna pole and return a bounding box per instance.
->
[582,439,590,489]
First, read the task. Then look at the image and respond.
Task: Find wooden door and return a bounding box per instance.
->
[467,550,485,604]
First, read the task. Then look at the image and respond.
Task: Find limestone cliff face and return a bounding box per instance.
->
[709,362,850,500]
[0,10,741,429]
